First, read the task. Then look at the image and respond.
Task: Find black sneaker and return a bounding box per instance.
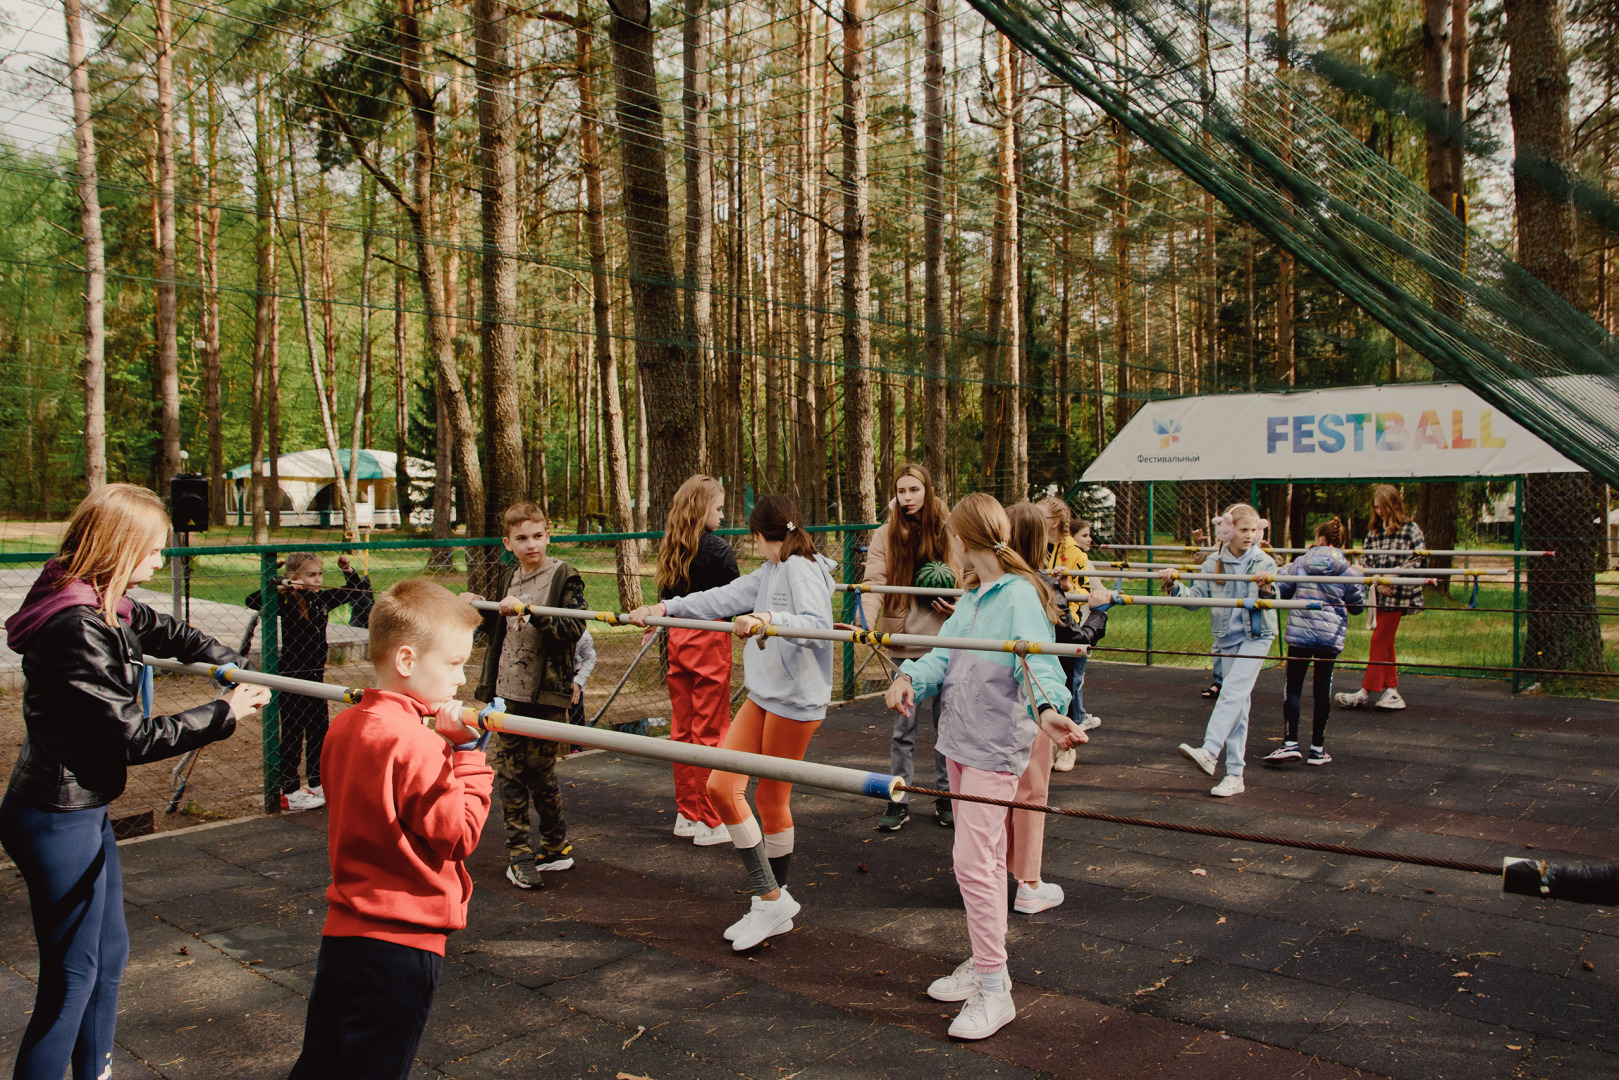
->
[535,844,576,872]
[876,801,910,831]
[935,800,954,828]
[506,859,542,889]
[1306,749,1333,766]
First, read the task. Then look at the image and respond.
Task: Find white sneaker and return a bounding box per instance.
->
[280,788,324,812]
[1078,714,1102,732]
[948,984,1016,1040]
[1334,688,1370,708]
[673,813,699,837]
[1052,747,1078,772]
[1014,880,1064,914]
[1179,743,1217,777]
[730,889,801,951]
[1210,775,1245,797]
[1375,688,1407,710]
[691,822,731,846]
[928,957,1014,1002]
[307,785,324,801]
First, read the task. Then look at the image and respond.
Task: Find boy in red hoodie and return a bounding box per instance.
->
[289,579,493,1080]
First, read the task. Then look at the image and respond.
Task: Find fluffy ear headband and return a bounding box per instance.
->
[1213,514,1271,544]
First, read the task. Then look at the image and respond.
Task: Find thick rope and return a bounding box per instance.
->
[895,784,1500,875]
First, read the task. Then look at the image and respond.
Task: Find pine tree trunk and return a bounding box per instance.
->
[476,0,527,544]
[682,0,713,474]
[350,177,375,523]
[1506,0,1604,675]
[65,0,105,494]
[921,0,947,493]
[251,79,272,541]
[840,0,877,523]
[579,6,640,605]
[153,0,181,491]
[1112,122,1133,436]
[284,135,360,539]
[394,214,412,527]
[203,78,225,523]
[609,0,698,526]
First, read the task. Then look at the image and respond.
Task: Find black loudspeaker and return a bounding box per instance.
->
[169,473,210,533]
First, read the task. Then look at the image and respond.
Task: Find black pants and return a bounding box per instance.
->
[288,935,443,1080]
[1283,644,1339,748]
[279,681,330,794]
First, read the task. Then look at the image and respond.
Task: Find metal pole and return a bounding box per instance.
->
[259,550,282,814]
[147,659,903,802]
[842,528,857,700]
[1145,482,1154,667]
[1513,475,1525,693]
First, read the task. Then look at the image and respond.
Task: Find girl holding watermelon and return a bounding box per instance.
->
[847,463,955,832]
[883,493,1087,1040]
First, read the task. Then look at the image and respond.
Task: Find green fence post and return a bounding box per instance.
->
[259,551,282,813]
[1512,475,1525,693]
[1145,481,1154,666]
[842,528,858,700]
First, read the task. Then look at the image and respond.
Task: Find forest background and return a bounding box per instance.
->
[0,0,1613,551]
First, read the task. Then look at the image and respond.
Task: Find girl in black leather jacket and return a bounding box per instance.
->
[0,484,268,1080]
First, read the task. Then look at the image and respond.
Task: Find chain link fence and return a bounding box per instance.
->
[4,484,1615,838]
[1078,477,1619,696]
[0,525,883,838]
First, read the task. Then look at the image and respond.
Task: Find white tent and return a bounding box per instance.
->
[225,449,438,527]
[1083,382,1583,483]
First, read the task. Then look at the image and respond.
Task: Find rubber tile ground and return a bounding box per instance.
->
[2,663,1616,1078]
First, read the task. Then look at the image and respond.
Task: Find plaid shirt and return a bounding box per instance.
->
[1362,520,1426,613]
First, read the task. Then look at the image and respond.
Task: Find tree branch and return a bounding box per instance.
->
[318,87,415,214]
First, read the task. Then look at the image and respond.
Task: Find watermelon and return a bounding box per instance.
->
[913,560,958,601]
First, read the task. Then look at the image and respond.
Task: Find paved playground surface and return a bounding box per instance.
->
[3,662,1616,1079]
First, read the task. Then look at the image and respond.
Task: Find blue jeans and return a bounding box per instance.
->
[0,794,129,1080]
[1069,655,1089,717]
[890,693,947,803]
[1201,633,1274,777]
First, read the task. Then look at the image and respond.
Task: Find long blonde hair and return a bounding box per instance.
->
[949,493,1062,623]
[57,483,170,624]
[1372,484,1409,529]
[656,475,725,594]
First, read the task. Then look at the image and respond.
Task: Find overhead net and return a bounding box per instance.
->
[968,0,1619,485]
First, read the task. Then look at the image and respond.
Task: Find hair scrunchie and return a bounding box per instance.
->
[786,521,796,532]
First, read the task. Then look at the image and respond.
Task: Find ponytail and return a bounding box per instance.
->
[948,493,1063,624]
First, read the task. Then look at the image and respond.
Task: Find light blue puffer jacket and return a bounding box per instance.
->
[1277,546,1365,653]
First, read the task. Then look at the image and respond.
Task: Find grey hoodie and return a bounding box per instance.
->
[662,552,838,721]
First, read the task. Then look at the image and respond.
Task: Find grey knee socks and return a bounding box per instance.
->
[736,842,779,895]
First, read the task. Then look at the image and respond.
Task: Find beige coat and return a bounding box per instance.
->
[858,521,949,659]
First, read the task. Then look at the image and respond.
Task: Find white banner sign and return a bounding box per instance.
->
[1082,383,1582,482]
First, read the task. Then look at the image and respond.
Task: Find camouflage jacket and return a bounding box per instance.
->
[474,559,587,709]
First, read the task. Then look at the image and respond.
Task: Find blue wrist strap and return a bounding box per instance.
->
[211,662,240,688]
[478,697,507,725]
[455,698,504,751]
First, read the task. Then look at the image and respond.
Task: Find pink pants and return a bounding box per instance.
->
[667,627,734,827]
[1007,733,1053,884]
[948,758,1020,973]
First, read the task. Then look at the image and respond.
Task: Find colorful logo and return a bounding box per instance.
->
[1153,418,1182,449]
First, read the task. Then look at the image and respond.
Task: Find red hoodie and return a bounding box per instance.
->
[320,688,493,954]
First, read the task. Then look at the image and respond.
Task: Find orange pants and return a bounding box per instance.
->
[1362,610,1403,692]
[667,627,734,827]
[706,700,820,834]
[1007,732,1053,884]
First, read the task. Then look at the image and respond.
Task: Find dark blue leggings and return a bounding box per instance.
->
[0,794,128,1080]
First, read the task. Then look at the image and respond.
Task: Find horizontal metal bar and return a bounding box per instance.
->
[833,581,1327,606]
[473,600,1099,658]
[1100,542,1552,558]
[144,657,902,801]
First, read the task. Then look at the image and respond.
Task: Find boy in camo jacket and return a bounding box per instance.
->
[469,503,587,889]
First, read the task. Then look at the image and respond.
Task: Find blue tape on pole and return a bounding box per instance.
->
[478,697,507,727]
[211,662,240,688]
[1242,597,1257,609]
[862,772,900,799]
